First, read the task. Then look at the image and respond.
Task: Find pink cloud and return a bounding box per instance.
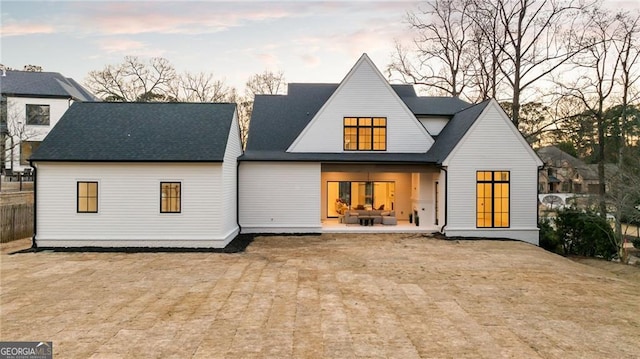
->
[300,54,321,68]
[97,38,167,57]
[77,3,302,36]
[1,23,56,37]
[98,38,145,53]
[255,53,281,69]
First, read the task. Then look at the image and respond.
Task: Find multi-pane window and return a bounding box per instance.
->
[477,171,509,228]
[26,104,50,125]
[77,182,98,213]
[161,182,181,213]
[344,117,386,151]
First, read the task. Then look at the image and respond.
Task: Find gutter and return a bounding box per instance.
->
[28,159,37,249]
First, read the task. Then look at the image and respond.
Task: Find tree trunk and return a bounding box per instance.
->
[597,114,607,218]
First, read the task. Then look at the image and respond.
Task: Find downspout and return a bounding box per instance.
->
[537,165,543,227]
[236,160,242,235]
[29,159,37,249]
[440,167,448,234]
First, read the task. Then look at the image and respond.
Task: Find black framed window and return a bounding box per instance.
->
[161,182,181,213]
[477,171,509,228]
[26,104,50,125]
[77,181,98,213]
[344,117,386,151]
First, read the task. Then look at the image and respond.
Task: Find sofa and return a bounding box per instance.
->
[341,209,397,225]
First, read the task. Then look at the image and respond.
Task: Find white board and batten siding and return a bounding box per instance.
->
[239,162,321,233]
[287,55,433,153]
[443,101,543,245]
[35,162,237,248]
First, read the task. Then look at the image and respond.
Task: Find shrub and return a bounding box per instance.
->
[554,208,617,260]
[632,237,640,249]
[539,218,561,254]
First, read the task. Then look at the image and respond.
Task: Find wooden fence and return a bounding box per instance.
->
[1,203,34,243]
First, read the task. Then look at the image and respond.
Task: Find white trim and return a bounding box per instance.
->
[443,100,543,166]
[35,228,239,248]
[287,53,433,152]
[444,227,540,245]
[241,226,322,234]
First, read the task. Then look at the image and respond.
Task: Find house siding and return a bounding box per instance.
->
[444,103,541,245]
[220,112,242,240]
[418,117,449,136]
[239,162,321,233]
[34,162,233,248]
[5,97,72,171]
[288,56,433,153]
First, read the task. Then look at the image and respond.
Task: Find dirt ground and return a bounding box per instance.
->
[1,234,639,358]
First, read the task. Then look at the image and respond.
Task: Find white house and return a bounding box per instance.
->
[28,54,542,248]
[1,70,97,172]
[240,54,543,244]
[29,102,242,248]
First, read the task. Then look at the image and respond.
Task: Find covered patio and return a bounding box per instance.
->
[321,163,443,231]
[321,218,439,234]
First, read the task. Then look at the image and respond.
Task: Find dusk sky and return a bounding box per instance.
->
[2,0,639,93]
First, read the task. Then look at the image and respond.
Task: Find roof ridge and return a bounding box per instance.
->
[451,99,490,115]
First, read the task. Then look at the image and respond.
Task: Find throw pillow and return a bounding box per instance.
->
[381,211,390,216]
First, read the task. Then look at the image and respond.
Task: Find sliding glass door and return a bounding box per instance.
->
[327,181,395,217]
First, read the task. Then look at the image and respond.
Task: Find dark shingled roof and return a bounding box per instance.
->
[30,102,236,162]
[426,101,491,163]
[242,82,478,164]
[1,70,98,101]
[402,96,471,116]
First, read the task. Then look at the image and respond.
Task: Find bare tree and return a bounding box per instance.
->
[1,101,45,172]
[245,70,286,96]
[500,101,559,145]
[388,0,476,98]
[240,70,286,147]
[85,56,178,102]
[614,11,640,165]
[390,0,591,128]
[170,72,233,103]
[469,7,504,101]
[606,151,640,263]
[556,7,621,217]
[473,0,592,127]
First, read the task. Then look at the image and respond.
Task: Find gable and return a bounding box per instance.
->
[287,54,434,153]
[443,100,543,167]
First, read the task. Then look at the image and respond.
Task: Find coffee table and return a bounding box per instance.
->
[359,216,374,226]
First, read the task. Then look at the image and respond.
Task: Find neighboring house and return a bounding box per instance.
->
[537,146,599,194]
[30,102,242,248]
[0,69,97,172]
[240,54,543,244]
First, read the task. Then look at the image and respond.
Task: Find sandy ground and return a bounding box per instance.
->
[1,234,639,358]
